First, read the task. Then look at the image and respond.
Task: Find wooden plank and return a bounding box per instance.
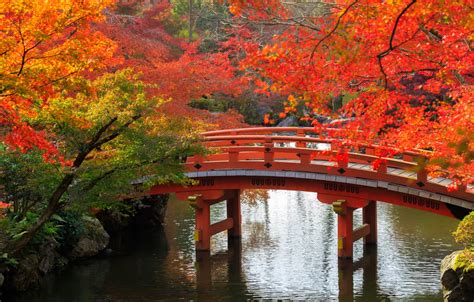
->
[349,163,363,169]
[209,218,234,236]
[390,169,406,176]
[357,164,373,171]
[439,179,453,186]
[399,171,417,179]
[353,224,370,242]
[387,167,398,173]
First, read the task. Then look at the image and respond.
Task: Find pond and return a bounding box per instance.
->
[6,190,460,301]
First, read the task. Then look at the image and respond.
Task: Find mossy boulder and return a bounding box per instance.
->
[441,250,474,302]
[6,236,60,291]
[69,216,109,259]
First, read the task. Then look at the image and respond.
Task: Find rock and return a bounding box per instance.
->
[442,268,460,290]
[441,252,460,290]
[276,116,298,127]
[97,195,169,234]
[69,216,109,259]
[460,270,474,299]
[38,237,60,274]
[441,251,474,302]
[7,236,60,291]
[130,195,168,229]
[54,256,69,270]
[11,254,40,291]
[96,209,130,234]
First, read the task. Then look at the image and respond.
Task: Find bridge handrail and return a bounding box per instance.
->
[200,134,430,163]
[202,127,432,158]
[188,131,474,195]
[203,127,341,137]
[209,146,419,170]
[188,146,472,198]
[190,143,432,187]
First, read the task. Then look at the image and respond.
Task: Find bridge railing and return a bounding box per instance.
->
[203,127,339,137]
[202,127,429,157]
[185,128,472,200]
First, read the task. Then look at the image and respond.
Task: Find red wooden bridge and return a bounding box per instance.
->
[147,127,473,258]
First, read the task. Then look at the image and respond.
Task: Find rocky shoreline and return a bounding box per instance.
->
[0,195,168,293]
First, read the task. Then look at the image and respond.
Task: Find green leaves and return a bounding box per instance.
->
[453,211,474,250]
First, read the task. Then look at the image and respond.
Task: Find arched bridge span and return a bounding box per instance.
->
[148,127,473,258]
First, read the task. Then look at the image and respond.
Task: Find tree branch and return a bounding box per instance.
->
[309,0,359,63]
[6,114,142,254]
[377,0,417,88]
[92,115,142,149]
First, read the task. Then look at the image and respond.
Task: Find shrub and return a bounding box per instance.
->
[54,211,85,253]
[453,249,474,272]
[453,211,474,249]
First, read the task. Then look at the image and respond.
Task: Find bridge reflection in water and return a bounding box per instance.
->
[185,190,459,301]
[195,238,377,302]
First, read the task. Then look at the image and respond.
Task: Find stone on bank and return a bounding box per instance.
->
[441,250,474,302]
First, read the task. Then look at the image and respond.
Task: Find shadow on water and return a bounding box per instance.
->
[5,190,460,301]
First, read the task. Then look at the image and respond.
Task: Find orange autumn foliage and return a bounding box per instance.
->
[0,0,116,156]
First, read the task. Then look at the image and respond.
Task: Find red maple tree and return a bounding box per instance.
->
[223,0,473,186]
[97,2,247,128]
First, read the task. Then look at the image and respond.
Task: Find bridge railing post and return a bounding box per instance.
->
[193,154,204,169]
[376,161,387,174]
[417,169,428,184]
[228,150,239,163]
[402,153,413,162]
[264,137,274,166]
[296,129,306,148]
[365,147,375,156]
[299,151,311,165]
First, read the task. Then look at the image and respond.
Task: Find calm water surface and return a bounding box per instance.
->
[6,190,461,301]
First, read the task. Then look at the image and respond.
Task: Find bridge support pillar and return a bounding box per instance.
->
[191,189,242,253]
[337,206,354,258]
[226,189,242,239]
[363,200,377,245]
[334,199,377,258]
[195,198,211,252]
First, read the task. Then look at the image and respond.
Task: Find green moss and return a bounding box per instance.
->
[453,249,474,272]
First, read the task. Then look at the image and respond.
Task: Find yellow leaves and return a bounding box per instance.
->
[261,44,284,61]
[34,69,152,141]
[287,94,296,104]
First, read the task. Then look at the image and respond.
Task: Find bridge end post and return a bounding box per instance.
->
[227,189,242,239]
[363,200,377,245]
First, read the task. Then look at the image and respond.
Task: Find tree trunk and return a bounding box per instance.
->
[6,174,74,254]
[5,115,138,255]
[188,0,193,42]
